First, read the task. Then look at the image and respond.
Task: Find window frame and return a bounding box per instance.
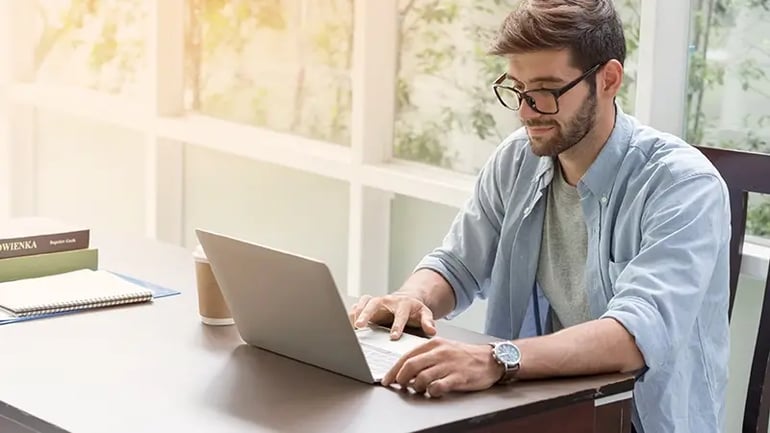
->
[1,0,767,292]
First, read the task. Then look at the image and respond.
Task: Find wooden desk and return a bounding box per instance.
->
[0,232,634,433]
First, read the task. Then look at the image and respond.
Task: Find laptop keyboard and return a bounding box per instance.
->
[360,342,401,379]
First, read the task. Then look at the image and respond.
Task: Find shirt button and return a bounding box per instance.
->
[600,196,608,204]
[524,206,530,213]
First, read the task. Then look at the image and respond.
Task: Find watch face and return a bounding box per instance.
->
[495,343,521,365]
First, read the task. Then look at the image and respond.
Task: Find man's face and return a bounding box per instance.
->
[507,50,598,157]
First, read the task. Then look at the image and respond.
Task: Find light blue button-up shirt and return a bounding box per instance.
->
[417,106,731,433]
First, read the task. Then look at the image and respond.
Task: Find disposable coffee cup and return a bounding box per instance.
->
[193,245,234,326]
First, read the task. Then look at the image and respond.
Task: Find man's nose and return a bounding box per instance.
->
[518,100,542,123]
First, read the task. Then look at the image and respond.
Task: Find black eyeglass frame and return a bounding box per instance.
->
[492,63,603,115]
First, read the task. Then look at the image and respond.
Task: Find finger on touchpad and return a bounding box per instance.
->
[356,325,428,355]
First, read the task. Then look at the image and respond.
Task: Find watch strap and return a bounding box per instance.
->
[497,363,520,385]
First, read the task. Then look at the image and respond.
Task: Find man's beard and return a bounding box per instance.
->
[526,91,598,157]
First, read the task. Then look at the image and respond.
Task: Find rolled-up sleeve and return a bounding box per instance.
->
[414,147,507,317]
[601,173,730,374]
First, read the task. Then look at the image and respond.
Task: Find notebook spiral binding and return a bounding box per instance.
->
[15,292,154,318]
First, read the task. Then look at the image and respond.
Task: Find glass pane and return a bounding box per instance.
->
[394,0,641,175]
[185,0,354,146]
[686,0,770,154]
[686,0,770,241]
[183,144,350,291]
[748,193,770,239]
[389,194,487,332]
[33,0,148,97]
[35,109,146,235]
[616,0,641,113]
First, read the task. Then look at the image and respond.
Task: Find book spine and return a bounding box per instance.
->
[0,230,89,259]
[0,248,98,283]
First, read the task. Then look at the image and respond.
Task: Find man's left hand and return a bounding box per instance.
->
[381,337,504,397]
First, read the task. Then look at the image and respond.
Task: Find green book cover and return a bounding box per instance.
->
[0,248,98,283]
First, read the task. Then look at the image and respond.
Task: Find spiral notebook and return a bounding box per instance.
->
[0,269,154,318]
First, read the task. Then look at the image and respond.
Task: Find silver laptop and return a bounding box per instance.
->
[195,229,429,383]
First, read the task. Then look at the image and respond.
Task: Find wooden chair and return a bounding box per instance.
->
[696,145,770,433]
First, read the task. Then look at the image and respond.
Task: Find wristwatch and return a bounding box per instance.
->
[490,341,521,385]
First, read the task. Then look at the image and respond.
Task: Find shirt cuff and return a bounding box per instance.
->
[600,295,671,376]
[414,253,477,319]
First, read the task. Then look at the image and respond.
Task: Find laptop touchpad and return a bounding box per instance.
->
[355,325,429,355]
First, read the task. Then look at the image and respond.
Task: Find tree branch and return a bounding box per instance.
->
[693,0,717,137]
[748,85,770,99]
[399,0,419,19]
[34,0,91,70]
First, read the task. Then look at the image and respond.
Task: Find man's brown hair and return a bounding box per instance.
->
[489,0,626,72]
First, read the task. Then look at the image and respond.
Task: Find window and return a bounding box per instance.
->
[183,145,350,290]
[687,0,770,237]
[35,110,146,234]
[5,0,768,304]
[748,194,770,240]
[184,0,354,146]
[389,194,488,333]
[32,0,148,98]
[393,0,641,175]
[615,0,641,113]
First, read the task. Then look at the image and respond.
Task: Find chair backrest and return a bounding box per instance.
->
[696,145,770,433]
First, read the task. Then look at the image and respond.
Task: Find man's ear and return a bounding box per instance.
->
[599,59,624,97]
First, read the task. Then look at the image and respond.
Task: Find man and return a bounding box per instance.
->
[349,1,731,432]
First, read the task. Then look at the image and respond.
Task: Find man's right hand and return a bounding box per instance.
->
[348,293,437,340]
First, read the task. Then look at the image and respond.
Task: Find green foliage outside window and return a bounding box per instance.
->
[33,0,146,96]
[185,0,354,146]
[687,0,770,236]
[30,0,770,236]
[393,0,640,173]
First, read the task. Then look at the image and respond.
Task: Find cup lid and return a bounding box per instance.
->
[192,244,207,261]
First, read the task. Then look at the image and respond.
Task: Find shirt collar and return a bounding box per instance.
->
[579,104,633,199]
[531,103,633,199]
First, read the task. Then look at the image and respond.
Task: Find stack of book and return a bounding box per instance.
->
[0,217,96,283]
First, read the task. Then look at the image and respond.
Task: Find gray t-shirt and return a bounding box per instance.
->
[536,161,591,332]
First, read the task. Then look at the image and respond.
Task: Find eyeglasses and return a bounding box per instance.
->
[492,63,603,115]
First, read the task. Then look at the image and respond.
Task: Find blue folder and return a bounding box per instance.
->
[0,271,180,326]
